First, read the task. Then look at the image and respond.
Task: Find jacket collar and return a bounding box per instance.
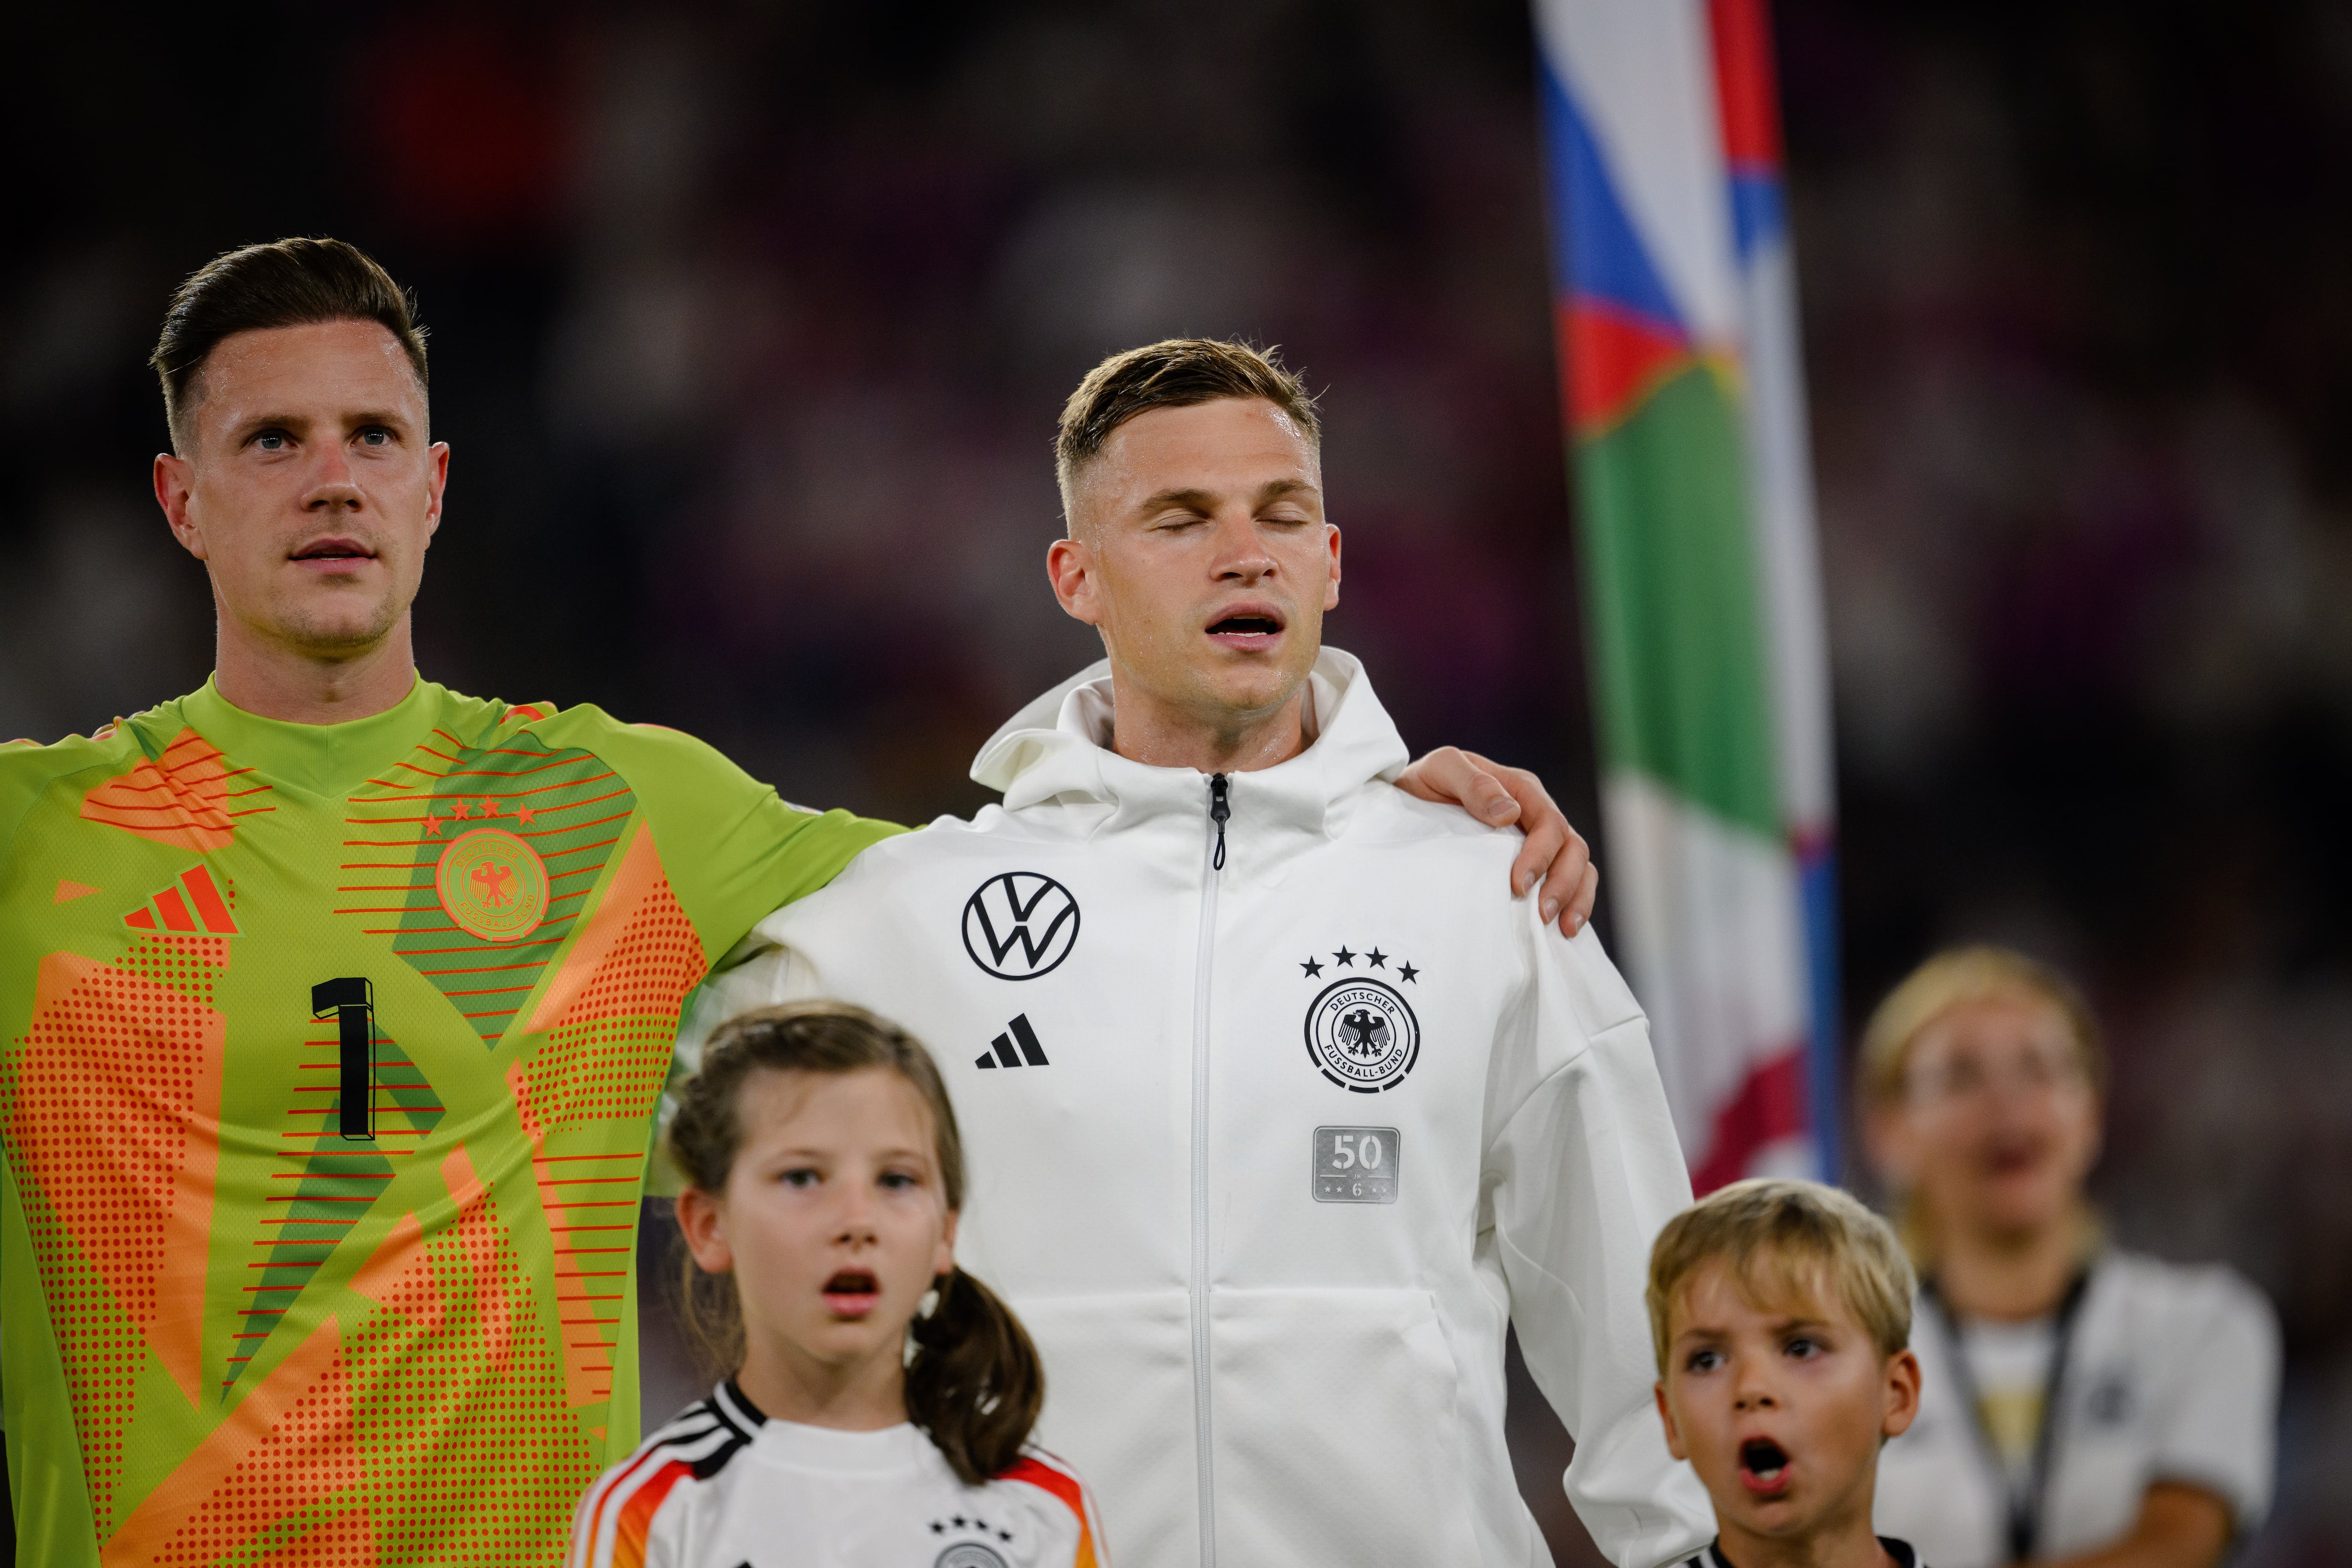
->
[969,647,1409,846]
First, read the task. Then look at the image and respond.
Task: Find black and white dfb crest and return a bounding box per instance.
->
[934,1543,1009,1568]
[961,872,1080,980]
[1305,978,1420,1092]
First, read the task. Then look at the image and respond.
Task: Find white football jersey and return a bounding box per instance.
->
[568,1382,1106,1568]
[1874,1250,2278,1568]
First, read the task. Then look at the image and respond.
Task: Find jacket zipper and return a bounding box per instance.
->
[1190,772,1228,1568]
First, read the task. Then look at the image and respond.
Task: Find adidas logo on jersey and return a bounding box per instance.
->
[974,1014,1050,1070]
[123,865,240,935]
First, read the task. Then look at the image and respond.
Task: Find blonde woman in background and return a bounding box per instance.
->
[1862,948,2278,1568]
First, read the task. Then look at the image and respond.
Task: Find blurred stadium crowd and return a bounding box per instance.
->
[2,1,2346,1562]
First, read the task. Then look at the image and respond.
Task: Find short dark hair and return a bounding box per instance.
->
[151,237,429,452]
[1055,338,1321,514]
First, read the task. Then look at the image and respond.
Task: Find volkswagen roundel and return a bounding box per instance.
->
[961,872,1081,979]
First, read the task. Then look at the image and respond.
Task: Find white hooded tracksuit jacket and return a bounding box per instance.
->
[682,651,1713,1568]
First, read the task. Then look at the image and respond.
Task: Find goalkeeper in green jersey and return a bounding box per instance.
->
[0,238,1599,1567]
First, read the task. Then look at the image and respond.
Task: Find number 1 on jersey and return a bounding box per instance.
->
[311,978,375,1140]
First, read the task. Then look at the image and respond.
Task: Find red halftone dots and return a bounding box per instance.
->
[530,870,704,1132]
[147,1336,361,1565]
[2,952,223,1536]
[506,864,704,1409]
[339,1181,594,1564]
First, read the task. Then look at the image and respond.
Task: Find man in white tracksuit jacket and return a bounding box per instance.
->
[682,340,1713,1568]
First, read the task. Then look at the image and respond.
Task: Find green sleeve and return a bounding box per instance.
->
[0,743,59,869]
[539,709,906,963]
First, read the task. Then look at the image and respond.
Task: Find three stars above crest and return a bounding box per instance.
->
[422,798,538,837]
[1301,947,1419,982]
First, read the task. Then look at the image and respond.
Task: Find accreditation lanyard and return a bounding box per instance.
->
[1923,1269,2093,1565]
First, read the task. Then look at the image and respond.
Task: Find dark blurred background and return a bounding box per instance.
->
[4,2,2347,1562]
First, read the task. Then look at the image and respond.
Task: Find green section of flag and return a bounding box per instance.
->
[1573,362,1779,839]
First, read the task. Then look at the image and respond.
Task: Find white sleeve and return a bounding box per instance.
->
[2148,1269,2280,1529]
[1486,912,1713,1568]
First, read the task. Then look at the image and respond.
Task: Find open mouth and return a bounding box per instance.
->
[1740,1437,1791,1494]
[1205,605,1286,644]
[821,1269,880,1317]
[291,538,376,564]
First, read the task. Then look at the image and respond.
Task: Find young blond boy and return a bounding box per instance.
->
[1651,1179,1929,1568]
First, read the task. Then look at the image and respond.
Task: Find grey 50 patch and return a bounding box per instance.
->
[1313,1126,1400,1203]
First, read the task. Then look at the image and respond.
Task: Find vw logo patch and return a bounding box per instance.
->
[1304,977,1421,1092]
[961,872,1080,980]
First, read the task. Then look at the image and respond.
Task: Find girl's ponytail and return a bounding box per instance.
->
[905,1266,1045,1486]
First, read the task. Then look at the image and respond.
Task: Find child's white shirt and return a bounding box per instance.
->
[568,1382,1107,1568]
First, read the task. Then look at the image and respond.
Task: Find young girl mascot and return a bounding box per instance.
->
[567,1003,1105,1568]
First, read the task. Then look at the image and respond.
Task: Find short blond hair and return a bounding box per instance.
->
[1648,1179,1915,1376]
[1054,338,1321,520]
[1857,946,2106,1109]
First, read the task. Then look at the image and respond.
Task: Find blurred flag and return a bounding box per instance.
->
[1532,0,1840,1191]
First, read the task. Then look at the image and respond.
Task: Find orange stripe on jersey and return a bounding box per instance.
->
[152,885,199,932]
[611,1458,691,1568]
[179,865,240,933]
[999,1455,1098,1568]
[78,728,273,849]
[572,1441,671,1568]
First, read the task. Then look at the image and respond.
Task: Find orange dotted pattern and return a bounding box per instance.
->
[1,955,222,1536]
[133,1184,593,1567]
[78,728,274,849]
[500,865,702,1411]
[148,1344,360,1566]
[341,1184,594,1563]
[245,1511,379,1568]
[116,930,230,1002]
[526,871,705,1131]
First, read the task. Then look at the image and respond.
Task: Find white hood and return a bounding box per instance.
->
[969,646,1410,841]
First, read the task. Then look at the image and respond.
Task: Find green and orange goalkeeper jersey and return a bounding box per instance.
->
[0,676,901,1568]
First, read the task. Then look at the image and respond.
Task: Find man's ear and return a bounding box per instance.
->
[675,1188,734,1276]
[155,452,206,560]
[1322,521,1341,612]
[1654,1380,1689,1461]
[1047,535,1104,628]
[424,439,451,542]
[1881,1348,1923,1441]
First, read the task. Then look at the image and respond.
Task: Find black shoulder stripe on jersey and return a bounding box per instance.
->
[643,1402,724,1448]
[689,1427,755,1481]
[714,1379,769,1434]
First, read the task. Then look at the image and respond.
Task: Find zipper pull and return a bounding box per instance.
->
[1208,773,1230,871]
